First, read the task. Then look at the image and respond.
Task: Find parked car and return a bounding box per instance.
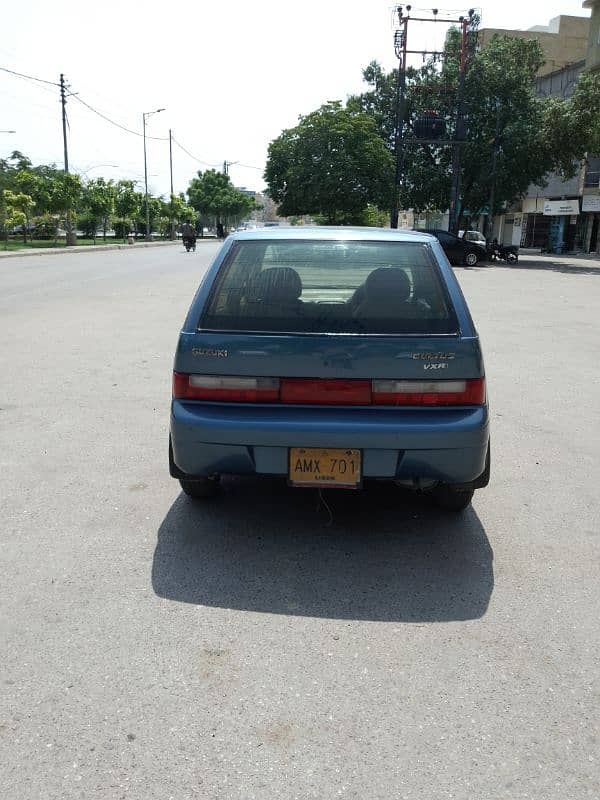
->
[421,228,487,266]
[170,227,490,512]
[459,230,487,246]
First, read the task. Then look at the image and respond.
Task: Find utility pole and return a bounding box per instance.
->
[391,10,409,229]
[448,13,472,235]
[60,74,69,173]
[486,101,501,244]
[169,128,175,240]
[223,160,229,176]
[142,108,165,241]
[60,74,76,245]
[391,7,477,234]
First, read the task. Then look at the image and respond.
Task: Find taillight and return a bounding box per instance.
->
[280,378,371,405]
[173,372,279,402]
[173,373,485,406]
[371,378,485,406]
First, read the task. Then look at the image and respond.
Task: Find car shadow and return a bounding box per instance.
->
[152,478,494,622]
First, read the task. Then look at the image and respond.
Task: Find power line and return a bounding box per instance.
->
[67,92,169,141]
[170,136,221,168]
[0,65,59,86]
[171,137,262,172]
[1,61,265,179]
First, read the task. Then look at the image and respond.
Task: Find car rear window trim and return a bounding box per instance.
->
[196,326,461,339]
[198,239,459,336]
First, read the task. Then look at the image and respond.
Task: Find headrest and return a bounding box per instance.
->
[365,268,411,302]
[250,267,302,304]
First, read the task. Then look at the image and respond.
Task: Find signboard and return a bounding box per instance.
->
[543,199,579,216]
[582,195,600,212]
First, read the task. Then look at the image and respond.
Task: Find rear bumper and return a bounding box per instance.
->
[170,401,489,484]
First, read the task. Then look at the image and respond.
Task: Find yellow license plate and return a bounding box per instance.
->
[289,448,361,489]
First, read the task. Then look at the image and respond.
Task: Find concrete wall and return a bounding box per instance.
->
[479,15,590,76]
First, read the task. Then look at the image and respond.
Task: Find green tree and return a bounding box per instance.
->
[348,34,576,231]
[187,169,255,230]
[264,102,394,224]
[48,172,82,244]
[2,189,35,247]
[81,178,116,243]
[136,195,163,237]
[542,71,600,178]
[169,193,197,230]
[114,180,142,241]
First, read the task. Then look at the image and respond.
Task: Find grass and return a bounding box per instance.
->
[1,238,116,251]
[0,237,171,250]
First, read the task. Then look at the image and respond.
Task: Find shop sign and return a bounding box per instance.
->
[543,199,579,215]
[544,200,579,217]
[582,195,600,212]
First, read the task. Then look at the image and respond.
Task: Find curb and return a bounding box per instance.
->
[0,239,218,259]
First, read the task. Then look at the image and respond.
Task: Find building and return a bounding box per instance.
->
[583,0,600,71]
[478,15,590,76]
[481,8,599,254]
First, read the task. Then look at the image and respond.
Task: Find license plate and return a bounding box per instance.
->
[289,448,361,489]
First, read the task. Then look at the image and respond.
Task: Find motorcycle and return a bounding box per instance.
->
[488,242,518,264]
[183,236,196,252]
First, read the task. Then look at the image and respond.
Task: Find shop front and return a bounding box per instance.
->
[540,199,580,253]
[582,195,600,254]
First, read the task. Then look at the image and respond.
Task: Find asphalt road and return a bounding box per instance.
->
[1,244,599,799]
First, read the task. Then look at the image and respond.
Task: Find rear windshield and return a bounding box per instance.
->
[199,239,458,335]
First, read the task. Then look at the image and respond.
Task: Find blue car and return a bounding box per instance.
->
[170,227,490,511]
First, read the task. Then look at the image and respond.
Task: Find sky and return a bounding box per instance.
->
[1,0,592,199]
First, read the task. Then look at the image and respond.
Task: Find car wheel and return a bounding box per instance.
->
[179,476,220,499]
[507,252,518,263]
[464,251,479,267]
[430,485,474,512]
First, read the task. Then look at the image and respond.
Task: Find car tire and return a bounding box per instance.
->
[430,485,474,512]
[179,476,220,499]
[507,252,518,264]
[464,251,479,267]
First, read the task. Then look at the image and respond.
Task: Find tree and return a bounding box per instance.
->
[187,169,256,230]
[264,102,394,224]
[114,180,142,241]
[2,189,34,247]
[169,193,196,226]
[0,151,33,196]
[48,172,82,242]
[136,195,163,238]
[81,178,116,243]
[347,34,579,231]
[542,71,600,178]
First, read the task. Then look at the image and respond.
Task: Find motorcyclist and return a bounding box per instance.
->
[181,221,196,249]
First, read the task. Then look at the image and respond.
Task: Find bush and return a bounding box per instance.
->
[113,220,131,239]
[32,214,59,239]
[77,212,99,238]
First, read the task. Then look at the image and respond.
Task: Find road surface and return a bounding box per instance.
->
[1,244,599,799]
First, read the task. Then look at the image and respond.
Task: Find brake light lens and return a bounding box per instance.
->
[371,378,485,406]
[173,374,485,406]
[280,378,371,405]
[173,372,279,402]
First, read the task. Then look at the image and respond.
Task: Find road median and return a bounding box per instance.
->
[0,239,218,259]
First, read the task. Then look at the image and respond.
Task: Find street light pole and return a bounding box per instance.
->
[142,108,165,241]
[169,128,175,241]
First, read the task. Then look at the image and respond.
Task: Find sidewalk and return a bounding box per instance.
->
[0,238,217,259]
[520,247,600,261]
